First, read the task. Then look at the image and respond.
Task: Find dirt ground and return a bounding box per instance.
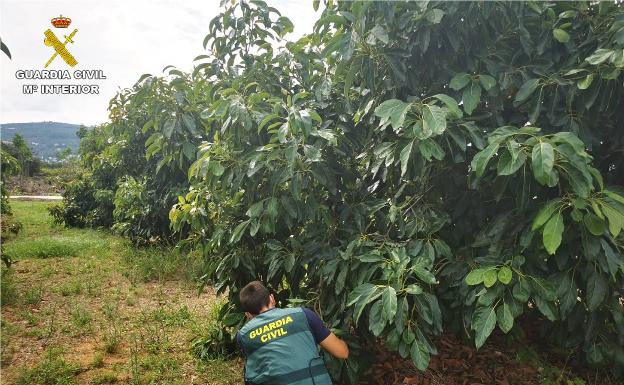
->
[1,201,243,385]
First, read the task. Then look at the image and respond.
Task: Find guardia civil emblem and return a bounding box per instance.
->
[44,15,78,68]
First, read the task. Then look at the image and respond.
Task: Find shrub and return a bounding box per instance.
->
[54,77,203,244]
[112,176,184,244]
[190,302,242,360]
[49,175,114,228]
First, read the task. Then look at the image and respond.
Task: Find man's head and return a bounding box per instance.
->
[239,281,275,319]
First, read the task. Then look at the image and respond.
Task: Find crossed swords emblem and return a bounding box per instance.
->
[43,28,78,68]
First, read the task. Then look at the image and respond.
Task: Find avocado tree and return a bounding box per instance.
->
[170,0,624,380]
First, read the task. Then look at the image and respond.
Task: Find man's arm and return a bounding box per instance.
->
[236,331,246,358]
[302,308,349,359]
[319,332,349,359]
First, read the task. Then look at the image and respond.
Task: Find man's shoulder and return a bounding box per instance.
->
[301,307,321,319]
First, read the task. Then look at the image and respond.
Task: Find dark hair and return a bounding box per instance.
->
[239,281,270,315]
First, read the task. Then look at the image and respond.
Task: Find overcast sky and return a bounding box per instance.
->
[0,0,320,126]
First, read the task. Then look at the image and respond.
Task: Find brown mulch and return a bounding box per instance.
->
[367,334,540,385]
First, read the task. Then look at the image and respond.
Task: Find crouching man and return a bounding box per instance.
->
[236,281,349,385]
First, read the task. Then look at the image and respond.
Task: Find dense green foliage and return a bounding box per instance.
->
[50,76,205,242]
[60,1,624,381]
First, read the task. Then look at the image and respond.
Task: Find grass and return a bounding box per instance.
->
[122,247,206,284]
[90,371,118,384]
[69,302,93,336]
[1,267,18,306]
[15,347,81,385]
[4,237,89,259]
[23,286,43,305]
[1,201,243,385]
[57,280,83,296]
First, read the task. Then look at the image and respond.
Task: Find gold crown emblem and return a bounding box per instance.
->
[51,15,71,28]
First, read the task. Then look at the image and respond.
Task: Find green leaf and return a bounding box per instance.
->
[405,284,423,295]
[258,113,280,132]
[471,142,500,177]
[357,253,384,263]
[498,266,513,285]
[182,142,196,161]
[512,281,530,302]
[577,74,594,90]
[163,118,176,139]
[585,48,613,65]
[552,131,586,155]
[370,25,389,44]
[496,302,514,333]
[532,200,561,230]
[534,296,557,321]
[212,162,225,176]
[368,300,385,336]
[381,287,398,322]
[600,202,624,237]
[426,8,445,24]
[515,78,540,104]
[422,104,447,136]
[472,306,497,349]
[432,94,462,119]
[479,75,496,91]
[412,265,437,284]
[601,239,622,279]
[542,212,564,255]
[418,139,445,161]
[246,201,264,218]
[497,149,526,176]
[410,338,430,371]
[400,141,414,177]
[483,269,498,288]
[266,197,278,219]
[584,212,607,236]
[229,220,250,243]
[466,268,487,285]
[553,28,570,43]
[346,283,373,306]
[347,284,383,323]
[374,99,411,130]
[477,288,499,307]
[531,141,555,185]
[182,114,198,134]
[531,277,557,301]
[605,190,624,205]
[449,72,471,90]
[462,82,481,115]
[557,273,577,317]
[395,297,408,330]
[587,272,607,311]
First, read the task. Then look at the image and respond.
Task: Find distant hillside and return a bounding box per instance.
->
[0,122,85,162]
